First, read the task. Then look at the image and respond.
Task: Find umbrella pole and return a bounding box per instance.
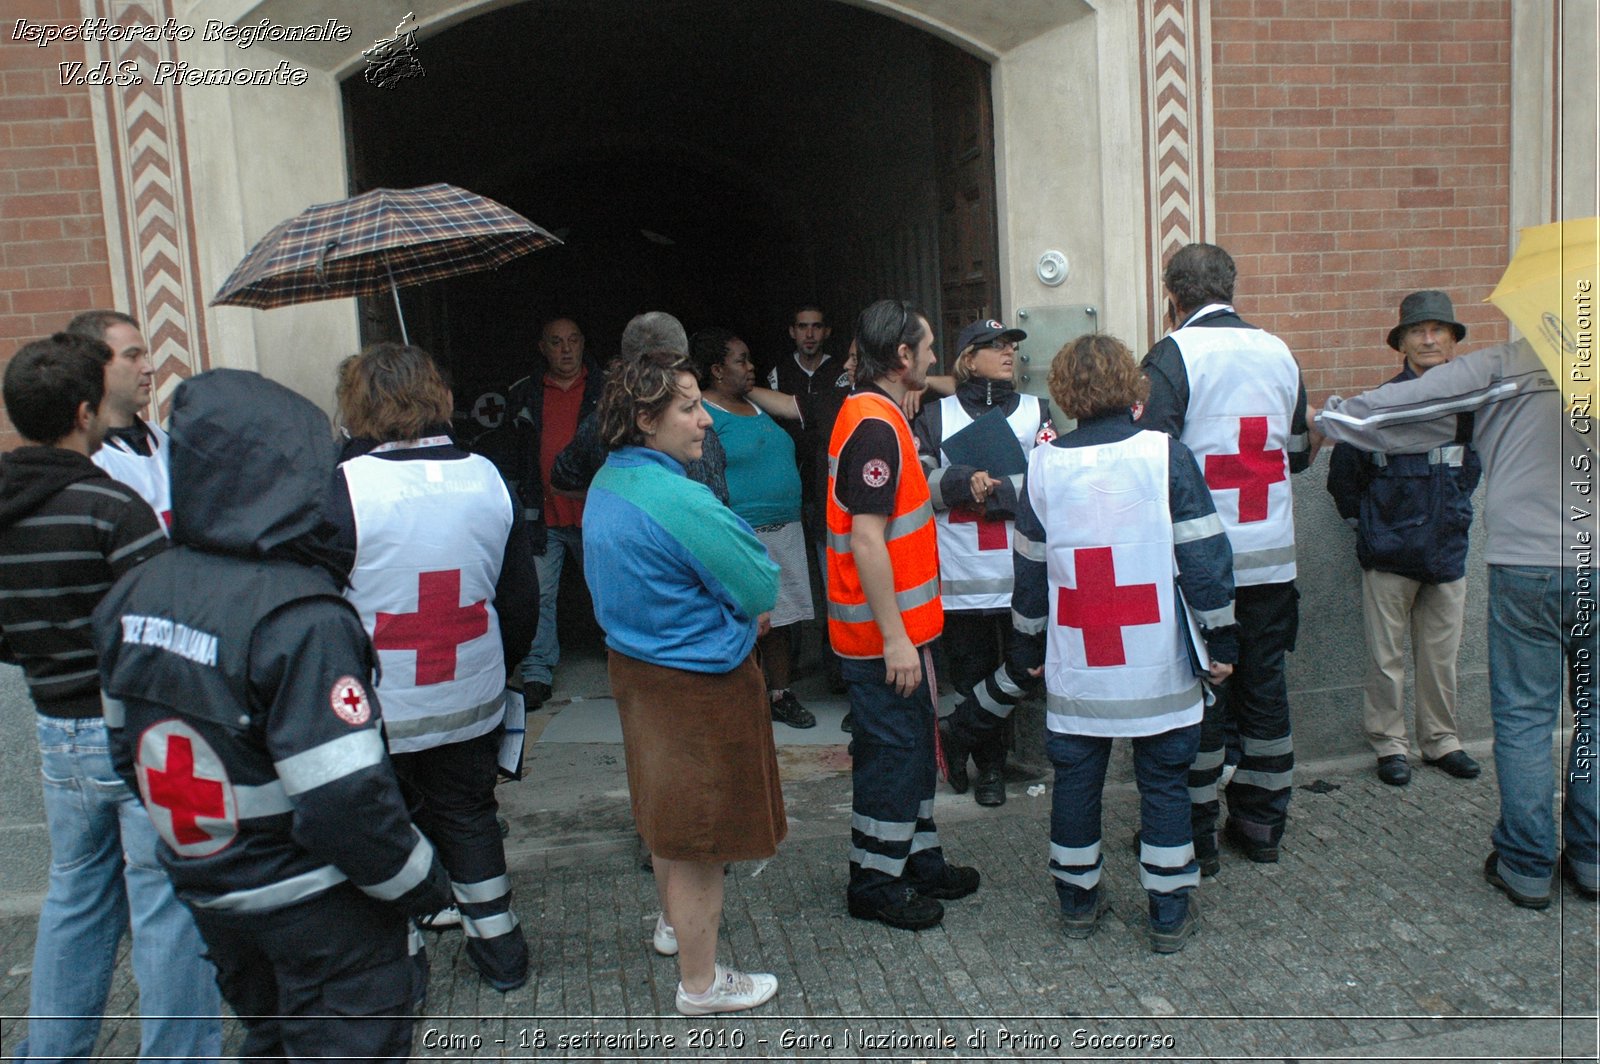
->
[386,262,410,345]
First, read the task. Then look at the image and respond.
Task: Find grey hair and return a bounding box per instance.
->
[620,311,688,359]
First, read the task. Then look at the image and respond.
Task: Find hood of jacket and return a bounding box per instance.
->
[168,369,338,557]
[0,446,105,529]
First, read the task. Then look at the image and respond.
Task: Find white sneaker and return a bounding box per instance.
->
[675,965,778,1015]
[416,905,461,931]
[652,914,678,956]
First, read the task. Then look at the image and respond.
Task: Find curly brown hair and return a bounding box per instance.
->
[1047,333,1149,420]
[336,342,453,442]
[597,349,697,452]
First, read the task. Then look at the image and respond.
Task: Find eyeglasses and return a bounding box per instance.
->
[983,340,1018,352]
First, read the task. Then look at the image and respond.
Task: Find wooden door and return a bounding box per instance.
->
[932,48,1001,364]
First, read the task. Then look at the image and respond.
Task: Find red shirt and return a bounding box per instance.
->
[540,369,588,527]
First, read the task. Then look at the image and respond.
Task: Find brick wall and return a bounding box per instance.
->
[1209,0,1512,403]
[0,0,115,449]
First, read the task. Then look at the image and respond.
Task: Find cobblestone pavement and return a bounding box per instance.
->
[2,753,1596,1062]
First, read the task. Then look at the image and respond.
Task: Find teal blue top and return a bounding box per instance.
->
[705,402,802,526]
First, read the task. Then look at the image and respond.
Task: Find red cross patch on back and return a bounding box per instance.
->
[373,570,489,685]
[136,720,237,857]
[1204,416,1285,523]
[1056,546,1161,667]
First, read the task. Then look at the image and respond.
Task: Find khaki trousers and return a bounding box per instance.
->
[1360,569,1468,758]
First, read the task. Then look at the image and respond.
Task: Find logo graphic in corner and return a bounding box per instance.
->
[331,676,372,725]
[862,458,891,488]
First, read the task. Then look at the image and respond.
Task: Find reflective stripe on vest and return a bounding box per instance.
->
[825,391,942,658]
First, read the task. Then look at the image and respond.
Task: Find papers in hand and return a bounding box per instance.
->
[497,688,527,780]
[940,408,1028,477]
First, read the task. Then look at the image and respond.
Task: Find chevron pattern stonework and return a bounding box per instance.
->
[84,0,209,419]
[1140,0,1210,341]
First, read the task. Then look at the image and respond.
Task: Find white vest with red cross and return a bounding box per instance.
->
[341,445,513,753]
[933,394,1045,612]
[93,419,173,533]
[1172,315,1300,585]
[1030,430,1203,738]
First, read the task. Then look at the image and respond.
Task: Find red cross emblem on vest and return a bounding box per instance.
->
[949,505,1008,550]
[1056,546,1161,667]
[1203,416,1285,523]
[374,570,489,685]
[137,720,235,857]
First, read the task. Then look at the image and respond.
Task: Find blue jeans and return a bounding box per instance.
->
[521,524,583,685]
[21,714,221,1063]
[1048,724,1201,929]
[1487,565,1599,897]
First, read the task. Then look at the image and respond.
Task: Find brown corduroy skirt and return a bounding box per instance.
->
[608,649,788,862]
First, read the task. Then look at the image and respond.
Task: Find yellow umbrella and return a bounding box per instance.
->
[1487,216,1599,418]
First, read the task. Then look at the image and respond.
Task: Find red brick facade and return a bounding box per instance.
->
[1209,0,1512,402]
[0,0,116,448]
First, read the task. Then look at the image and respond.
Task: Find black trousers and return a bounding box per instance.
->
[940,612,1012,772]
[1189,580,1299,849]
[391,730,528,988]
[192,883,414,1063]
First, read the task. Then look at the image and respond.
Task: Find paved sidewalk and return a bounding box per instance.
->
[1,732,1595,1062]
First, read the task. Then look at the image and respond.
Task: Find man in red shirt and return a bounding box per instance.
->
[497,317,604,706]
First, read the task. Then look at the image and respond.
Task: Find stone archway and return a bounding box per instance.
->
[79,0,1218,410]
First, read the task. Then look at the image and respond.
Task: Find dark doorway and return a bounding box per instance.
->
[341,0,999,417]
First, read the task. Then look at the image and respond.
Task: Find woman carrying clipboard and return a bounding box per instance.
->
[912,318,1055,806]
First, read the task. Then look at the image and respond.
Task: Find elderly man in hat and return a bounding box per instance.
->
[1326,291,1482,786]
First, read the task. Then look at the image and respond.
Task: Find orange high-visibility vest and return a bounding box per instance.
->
[825,390,942,658]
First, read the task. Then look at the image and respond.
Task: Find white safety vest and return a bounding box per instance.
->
[1030,430,1204,738]
[933,395,1044,612]
[93,420,172,533]
[1172,313,1301,585]
[341,445,513,753]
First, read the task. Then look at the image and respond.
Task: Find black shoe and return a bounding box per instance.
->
[847,887,944,930]
[525,681,552,708]
[1376,754,1411,786]
[1149,897,1201,954]
[939,720,969,793]
[1061,897,1105,939]
[1223,819,1279,863]
[973,768,1006,806]
[770,691,816,729]
[913,864,980,900]
[1563,853,1599,900]
[1483,851,1551,910]
[1423,750,1481,779]
[839,711,854,733]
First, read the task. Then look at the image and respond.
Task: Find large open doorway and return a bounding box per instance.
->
[340,0,1000,415]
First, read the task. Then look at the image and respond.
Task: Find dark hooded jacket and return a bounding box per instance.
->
[92,370,449,917]
[474,358,605,553]
[0,445,165,716]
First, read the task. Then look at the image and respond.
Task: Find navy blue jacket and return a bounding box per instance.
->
[1326,364,1481,584]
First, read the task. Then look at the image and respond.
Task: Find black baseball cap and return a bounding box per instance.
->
[956,318,1027,353]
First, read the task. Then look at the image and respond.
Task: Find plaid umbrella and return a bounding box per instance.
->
[211,183,560,343]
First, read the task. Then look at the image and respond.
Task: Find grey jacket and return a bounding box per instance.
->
[1317,339,1590,569]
